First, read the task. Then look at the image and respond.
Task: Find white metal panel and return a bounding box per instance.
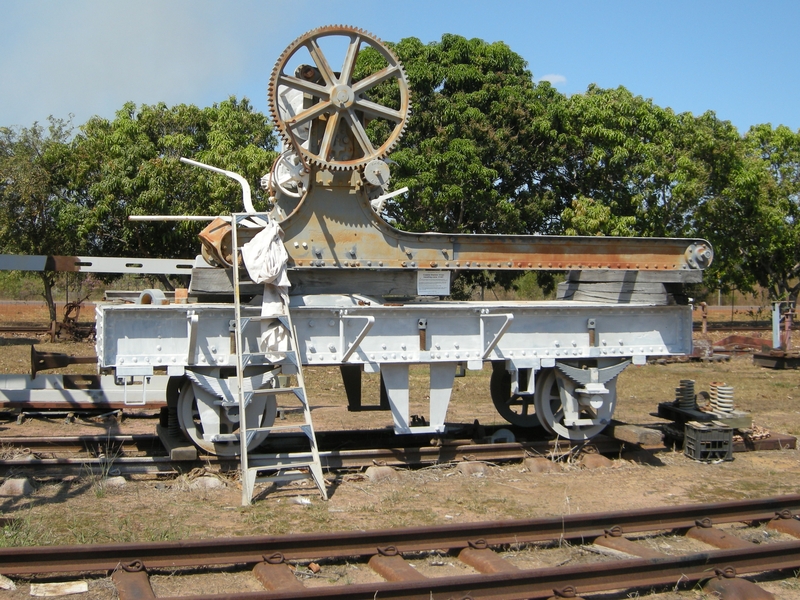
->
[95,301,692,369]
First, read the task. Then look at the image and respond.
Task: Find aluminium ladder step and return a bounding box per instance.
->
[240,352,299,368]
[209,424,315,442]
[254,472,316,485]
[215,386,307,407]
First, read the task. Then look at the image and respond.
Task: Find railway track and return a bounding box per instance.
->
[1,417,792,478]
[0,428,629,477]
[2,495,800,598]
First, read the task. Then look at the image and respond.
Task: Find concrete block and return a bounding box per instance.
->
[190,476,225,490]
[579,454,614,469]
[365,466,399,483]
[524,457,559,474]
[0,478,33,497]
[458,462,489,477]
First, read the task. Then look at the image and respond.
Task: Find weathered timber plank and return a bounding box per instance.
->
[189,267,417,298]
[566,269,703,284]
[605,421,664,446]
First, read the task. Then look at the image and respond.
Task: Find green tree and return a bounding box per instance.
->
[555,86,732,239]
[554,87,755,303]
[74,97,277,267]
[699,123,800,303]
[383,34,566,236]
[0,118,87,320]
[560,196,637,237]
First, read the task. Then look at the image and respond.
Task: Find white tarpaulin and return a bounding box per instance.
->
[240,220,291,355]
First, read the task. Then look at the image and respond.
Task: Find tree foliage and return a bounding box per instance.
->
[0,118,87,319]
[385,34,564,235]
[698,124,800,301]
[73,97,277,261]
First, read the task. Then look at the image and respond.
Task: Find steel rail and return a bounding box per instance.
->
[0,435,624,477]
[1,494,798,575]
[0,434,159,453]
[0,428,609,457]
[153,541,800,599]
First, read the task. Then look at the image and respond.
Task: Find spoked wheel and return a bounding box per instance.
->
[489,362,541,428]
[268,25,411,171]
[176,380,277,456]
[533,366,617,441]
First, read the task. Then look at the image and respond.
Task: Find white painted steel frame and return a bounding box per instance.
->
[0,254,195,275]
[96,299,691,434]
[0,374,169,405]
[96,301,691,369]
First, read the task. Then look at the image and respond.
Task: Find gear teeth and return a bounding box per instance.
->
[267,25,410,172]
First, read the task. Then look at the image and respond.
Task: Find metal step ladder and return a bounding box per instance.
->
[230,213,327,505]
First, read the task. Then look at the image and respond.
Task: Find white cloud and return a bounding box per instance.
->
[537,74,567,86]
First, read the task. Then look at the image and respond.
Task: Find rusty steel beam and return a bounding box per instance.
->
[273,189,713,273]
[458,547,519,573]
[593,533,667,559]
[2,495,798,575]
[768,513,800,537]
[368,555,427,582]
[31,347,97,378]
[252,561,307,592]
[686,524,756,549]
[112,565,156,600]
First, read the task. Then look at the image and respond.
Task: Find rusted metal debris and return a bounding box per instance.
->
[30,346,97,378]
[754,349,800,369]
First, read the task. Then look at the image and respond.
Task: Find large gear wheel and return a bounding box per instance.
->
[268,25,410,171]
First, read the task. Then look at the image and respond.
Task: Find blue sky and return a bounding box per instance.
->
[2,0,798,133]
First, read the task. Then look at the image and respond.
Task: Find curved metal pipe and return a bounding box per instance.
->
[179,157,255,213]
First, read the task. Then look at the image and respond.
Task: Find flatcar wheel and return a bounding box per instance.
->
[489,362,541,428]
[533,367,616,441]
[176,381,277,457]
